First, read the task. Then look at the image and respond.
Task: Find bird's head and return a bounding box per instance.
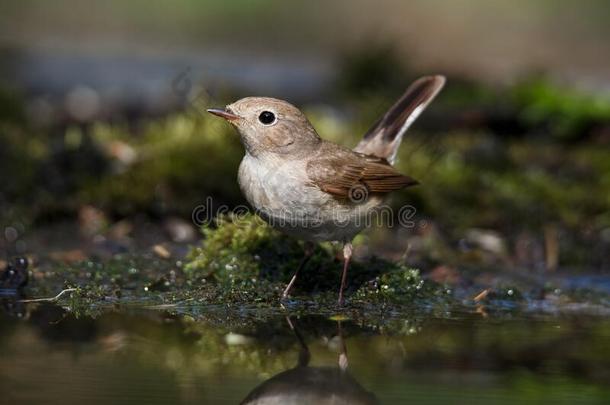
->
[208,97,321,157]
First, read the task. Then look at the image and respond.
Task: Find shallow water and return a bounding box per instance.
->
[1,303,609,404]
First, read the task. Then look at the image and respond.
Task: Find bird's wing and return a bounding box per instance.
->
[306,150,418,199]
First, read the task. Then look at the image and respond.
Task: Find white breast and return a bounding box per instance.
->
[237,154,382,242]
[238,154,326,214]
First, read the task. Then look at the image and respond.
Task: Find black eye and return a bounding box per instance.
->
[258,111,276,125]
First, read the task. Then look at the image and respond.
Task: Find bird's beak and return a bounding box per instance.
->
[207,108,240,121]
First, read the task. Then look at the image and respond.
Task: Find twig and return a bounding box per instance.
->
[473,288,490,302]
[20,288,78,303]
[145,303,179,310]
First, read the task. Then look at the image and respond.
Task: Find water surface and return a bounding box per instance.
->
[1,303,608,404]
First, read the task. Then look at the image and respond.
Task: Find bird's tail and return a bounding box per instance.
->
[353,75,445,165]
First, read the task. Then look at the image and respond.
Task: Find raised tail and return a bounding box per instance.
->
[353,75,445,165]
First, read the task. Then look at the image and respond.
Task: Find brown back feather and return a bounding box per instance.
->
[307,149,417,200]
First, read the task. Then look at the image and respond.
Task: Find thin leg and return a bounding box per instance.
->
[285,316,311,367]
[337,320,348,371]
[282,241,314,299]
[338,241,353,306]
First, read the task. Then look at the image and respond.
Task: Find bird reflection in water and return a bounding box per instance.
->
[241,317,378,405]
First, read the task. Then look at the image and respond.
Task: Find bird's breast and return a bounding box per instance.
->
[237,155,383,242]
[238,155,323,213]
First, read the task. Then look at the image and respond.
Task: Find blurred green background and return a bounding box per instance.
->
[0,0,609,273]
[1,3,610,405]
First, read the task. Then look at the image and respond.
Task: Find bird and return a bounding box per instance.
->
[207,75,445,305]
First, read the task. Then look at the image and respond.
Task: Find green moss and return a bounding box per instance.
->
[511,76,610,140]
[184,214,444,305]
[185,214,304,287]
[80,113,245,216]
[392,133,609,230]
[353,267,425,302]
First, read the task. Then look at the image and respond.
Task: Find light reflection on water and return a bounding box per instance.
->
[1,303,609,404]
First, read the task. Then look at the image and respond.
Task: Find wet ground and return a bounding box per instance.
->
[1,244,610,404]
[1,300,609,404]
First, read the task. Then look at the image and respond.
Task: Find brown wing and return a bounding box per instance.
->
[307,149,418,199]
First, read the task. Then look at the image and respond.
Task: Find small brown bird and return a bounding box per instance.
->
[208,75,445,305]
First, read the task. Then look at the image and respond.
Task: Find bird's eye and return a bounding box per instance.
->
[258,111,276,125]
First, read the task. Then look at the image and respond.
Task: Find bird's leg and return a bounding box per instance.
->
[285,316,311,367]
[338,241,353,306]
[282,241,315,299]
[337,320,348,371]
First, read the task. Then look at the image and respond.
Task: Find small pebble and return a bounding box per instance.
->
[225,333,252,346]
[153,244,171,259]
